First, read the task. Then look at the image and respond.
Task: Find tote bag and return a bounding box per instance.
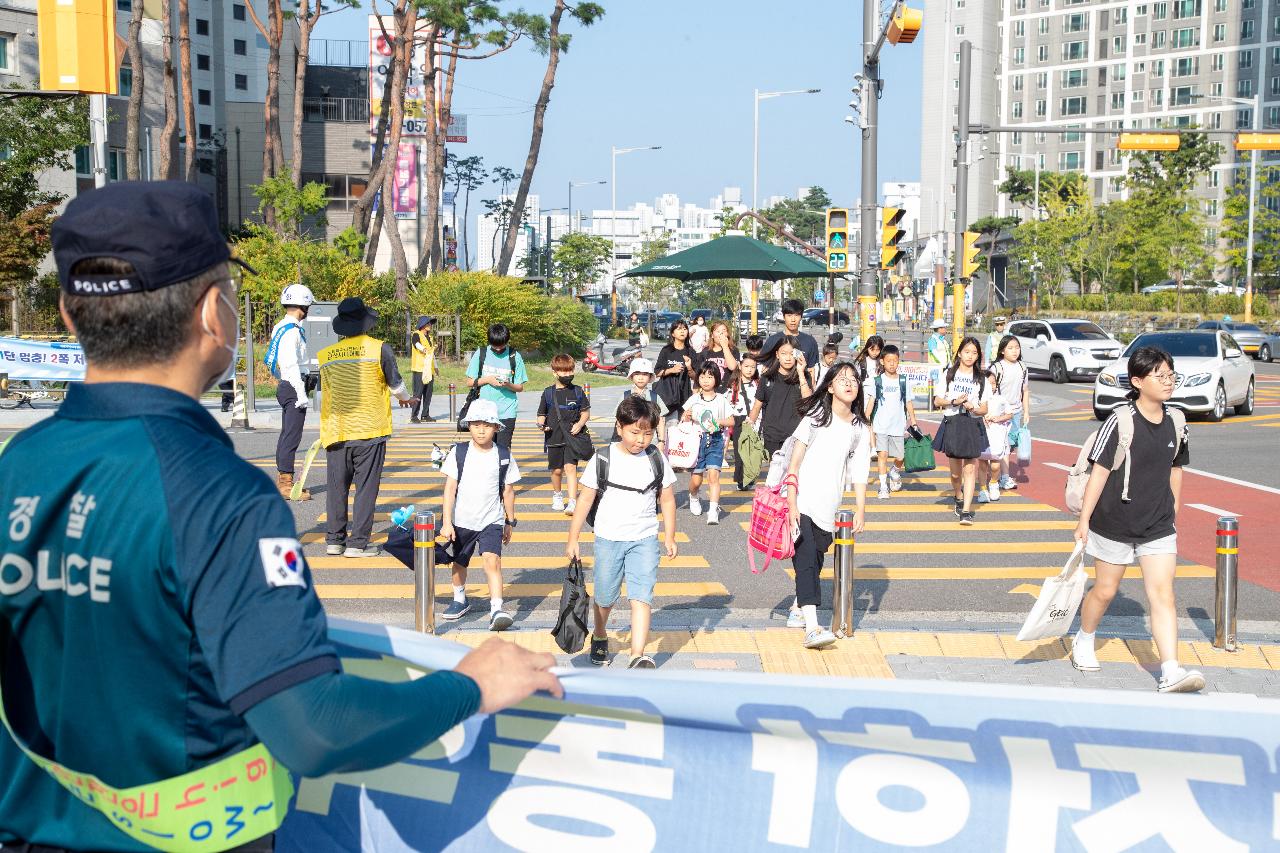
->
[665,422,701,468]
[1016,542,1088,641]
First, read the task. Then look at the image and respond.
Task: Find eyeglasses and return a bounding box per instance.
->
[831,377,859,388]
[1148,372,1181,385]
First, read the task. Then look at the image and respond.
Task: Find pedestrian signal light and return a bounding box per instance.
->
[881,206,906,270]
[961,231,981,280]
[887,7,923,45]
[1116,133,1180,151]
[826,208,849,274]
[37,0,118,94]
[1235,133,1280,151]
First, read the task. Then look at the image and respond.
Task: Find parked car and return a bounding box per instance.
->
[651,311,683,339]
[1140,280,1214,294]
[689,308,714,325]
[802,308,851,327]
[1093,330,1256,422]
[1007,318,1124,383]
[1194,321,1279,361]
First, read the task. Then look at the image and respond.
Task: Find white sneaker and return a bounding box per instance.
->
[999,475,1017,490]
[550,491,565,512]
[565,499,577,516]
[888,466,902,487]
[707,503,720,525]
[976,489,990,504]
[689,496,703,516]
[1070,633,1101,672]
[1158,667,1206,694]
[877,482,890,500]
[803,629,838,649]
[988,483,1001,502]
[786,608,805,629]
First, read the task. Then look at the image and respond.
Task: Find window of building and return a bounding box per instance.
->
[1113,35,1126,53]
[1014,20,1024,37]
[1060,96,1087,116]
[1039,17,1049,35]
[1173,56,1198,76]
[1064,13,1088,33]
[0,33,15,75]
[116,0,131,11]
[119,66,132,96]
[198,124,211,140]
[1137,3,1148,13]
[107,149,124,182]
[1211,53,1224,71]
[1242,0,1254,8]
[195,18,208,35]
[1215,0,1228,11]
[1099,66,1109,85]
[1037,71,1048,88]
[1275,16,1280,37]
[1153,2,1168,20]
[1213,23,1226,41]
[1096,150,1106,170]
[1038,44,1049,62]
[1153,59,1165,76]
[1242,20,1256,39]
[232,3,245,19]
[955,24,965,35]
[1065,126,1084,142]
[1239,79,1255,97]
[1152,30,1166,48]
[1116,8,1128,24]
[1210,81,1223,96]
[1171,85,1197,105]
[1172,0,1201,18]
[1206,199,1218,217]
[1013,74,1024,91]
[1012,101,1024,118]
[1173,27,1199,47]
[1273,46,1280,65]
[197,88,211,105]
[1135,61,1146,73]
[1111,92,1126,109]
[1012,131,1023,144]
[1036,131,1047,144]
[1135,32,1147,45]
[197,53,210,70]
[1208,171,1219,189]
[1151,88,1164,106]
[1014,47,1025,64]
[1015,0,1026,9]
[1238,108,1253,128]
[1059,151,1083,170]
[1269,106,1280,126]
[1062,68,1087,88]
[1272,76,1280,96]
[234,38,247,55]
[1241,50,1255,69]
[74,146,91,176]
[234,73,248,90]
[1036,98,1047,116]
[1133,89,1145,102]
[1063,40,1086,61]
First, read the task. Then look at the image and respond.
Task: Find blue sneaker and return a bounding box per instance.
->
[441,598,470,621]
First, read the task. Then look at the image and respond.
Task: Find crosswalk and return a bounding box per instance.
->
[253,418,1214,624]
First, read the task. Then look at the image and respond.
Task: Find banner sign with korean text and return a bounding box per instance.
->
[0,337,85,382]
[276,619,1280,852]
[391,142,418,220]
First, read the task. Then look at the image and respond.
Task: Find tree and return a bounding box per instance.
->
[124,0,146,179]
[158,0,179,180]
[375,2,424,298]
[496,0,604,275]
[291,0,357,191]
[244,0,288,228]
[447,153,485,269]
[352,10,402,261]
[252,174,329,236]
[631,232,679,309]
[1008,173,1093,311]
[178,0,196,181]
[1220,166,1280,288]
[759,186,834,245]
[551,231,611,297]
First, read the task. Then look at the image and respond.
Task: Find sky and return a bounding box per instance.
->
[314,0,925,216]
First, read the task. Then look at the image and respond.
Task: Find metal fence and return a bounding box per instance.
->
[309,39,368,67]
[302,97,369,124]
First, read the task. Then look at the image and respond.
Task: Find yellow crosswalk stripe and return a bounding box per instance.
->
[315,581,729,600]
[787,564,1215,580]
[307,554,710,569]
[737,520,1076,533]
[857,541,1077,554]
[306,529,689,544]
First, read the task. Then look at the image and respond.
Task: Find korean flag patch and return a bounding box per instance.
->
[259,538,307,589]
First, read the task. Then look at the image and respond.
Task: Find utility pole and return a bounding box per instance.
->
[952,40,972,350]
[858,0,881,344]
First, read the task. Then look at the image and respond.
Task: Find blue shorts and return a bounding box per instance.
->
[592,535,659,607]
[447,523,504,566]
[692,431,726,474]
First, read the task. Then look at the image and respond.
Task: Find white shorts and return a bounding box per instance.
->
[1087,531,1177,566]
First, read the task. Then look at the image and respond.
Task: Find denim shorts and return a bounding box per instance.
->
[692,431,726,474]
[592,535,659,607]
[1087,531,1177,566]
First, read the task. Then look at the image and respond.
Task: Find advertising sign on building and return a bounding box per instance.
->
[392,142,418,219]
[368,16,429,138]
[446,113,467,143]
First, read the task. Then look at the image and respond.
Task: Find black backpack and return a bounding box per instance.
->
[585,445,665,528]
[870,374,909,422]
[453,441,513,495]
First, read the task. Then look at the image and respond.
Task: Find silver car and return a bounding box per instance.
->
[1194,320,1280,362]
[1093,330,1256,422]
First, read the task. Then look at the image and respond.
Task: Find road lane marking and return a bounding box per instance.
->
[736,520,1077,532]
[789,565,1215,580]
[1043,462,1071,472]
[307,554,710,569]
[1008,584,1041,597]
[315,581,729,600]
[1187,503,1239,518]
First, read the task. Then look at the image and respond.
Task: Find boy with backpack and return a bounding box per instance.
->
[464,323,527,449]
[862,344,917,499]
[439,399,522,631]
[611,357,667,446]
[566,395,678,669]
[537,353,591,514]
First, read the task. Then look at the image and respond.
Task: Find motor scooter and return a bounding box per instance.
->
[582,334,642,374]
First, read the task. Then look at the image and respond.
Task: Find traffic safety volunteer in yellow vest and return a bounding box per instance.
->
[318,297,412,559]
[410,314,437,422]
[0,182,560,852]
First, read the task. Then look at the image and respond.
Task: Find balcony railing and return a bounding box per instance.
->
[309,39,368,67]
[303,97,369,124]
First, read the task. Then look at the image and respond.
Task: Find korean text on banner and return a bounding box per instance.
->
[276,618,1280,852]
[391,142,418,220]
[0,338,86,382]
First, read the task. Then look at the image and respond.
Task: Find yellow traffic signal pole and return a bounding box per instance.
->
[951,41,973,353]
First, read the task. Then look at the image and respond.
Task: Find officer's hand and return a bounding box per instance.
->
[454,638,563,714]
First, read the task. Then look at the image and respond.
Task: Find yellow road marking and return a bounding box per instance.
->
[307,554,709,569]
[738,520,1077,533]
[786,564,1214,580]
[315,581,729,600]
[307,529,688,544]
[726,502,1060,514]
[1008,583,1041,597]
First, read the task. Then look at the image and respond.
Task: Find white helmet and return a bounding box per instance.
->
[281,284,315,307]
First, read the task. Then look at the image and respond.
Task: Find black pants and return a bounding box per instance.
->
[325,441,387,549]
[792,514,833,608]
[275,383,307,474]
[219,379,234,411]
[731,415,747,489]
[496,417,516,449]
[412,372,434,420]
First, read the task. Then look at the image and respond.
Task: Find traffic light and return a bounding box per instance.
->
[37,0,118,94]
[887,6,923,44]
[825,208,849,274]
[1116,132,1180,151]
[880,206,905,270]
[960,231,981,280]
[1235,133,1280,151]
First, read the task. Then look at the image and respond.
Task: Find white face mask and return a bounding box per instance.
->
[201,290,240,390]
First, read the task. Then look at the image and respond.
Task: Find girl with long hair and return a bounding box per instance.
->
[681,364,734,524]
[697,321,740,392]
[653,319,695,426]
[689,314,710,353]
[729,353,761,490]
[748,336,813,456]
[783,361,871,647]
[986,334,1030,495]
[851,334,885,381]
[931,336,990,525]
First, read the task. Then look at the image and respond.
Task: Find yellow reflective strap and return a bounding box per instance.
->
[833,538,856,546]
[0,677,292,850]
[1216,547,1239,555]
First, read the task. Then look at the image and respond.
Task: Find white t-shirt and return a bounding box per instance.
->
[683,392,732,434]
[689,324,710,353]
[442,442,523,530]
[864,372,908,437]
[731,380,760,425]
[936,368,987,416]
[581,444,678,541]
[990,359,1027,413]
[981,396,1013,460]
[791,413,872,532]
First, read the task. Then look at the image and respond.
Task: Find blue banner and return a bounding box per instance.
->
[278,619,1280,851]
[0,337,85,382]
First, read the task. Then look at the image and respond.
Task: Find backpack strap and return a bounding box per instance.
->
[454,441,469,480]
[593,449,611,502]
[645,444,665,507]
[871,374,884,421]
[1168,406,1187,457]
[498,444,511,495]
[1113,406,1137,502]
[899,376,908,411]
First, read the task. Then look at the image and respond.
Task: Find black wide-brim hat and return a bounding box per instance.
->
[333,296,379,337]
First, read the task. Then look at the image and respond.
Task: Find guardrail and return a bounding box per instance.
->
[302,97,369,124]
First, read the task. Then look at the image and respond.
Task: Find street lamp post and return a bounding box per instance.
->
[752,87,821,334]
[611,145,661,328]
[568,179,606,234]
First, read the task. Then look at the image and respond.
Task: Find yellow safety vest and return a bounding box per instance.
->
[318,334,393,447]
[410,330,435,381]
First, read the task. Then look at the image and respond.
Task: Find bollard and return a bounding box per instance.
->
[584,382,592,400]
[830,510,856,638]
[926,374,935,413]
[229,380,253,431]
[0,372,7,397]
[414,509,437,635]
[1213,516,1239,651]
[448,383,457,422]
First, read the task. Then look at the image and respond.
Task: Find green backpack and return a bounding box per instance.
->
[737,421,768,486]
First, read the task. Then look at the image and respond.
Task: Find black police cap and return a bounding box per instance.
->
[52,181,254,298]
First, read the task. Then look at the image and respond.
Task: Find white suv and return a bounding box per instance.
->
[1006,318,1124,383]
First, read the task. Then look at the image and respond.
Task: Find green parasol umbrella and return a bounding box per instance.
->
[619,235,829,282]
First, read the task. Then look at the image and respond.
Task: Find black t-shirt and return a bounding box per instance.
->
[1087,404,1190,543]
[653,343,694,411]
[695,346,739,392]
[755,375,804,450]
[761,330,820,375]
[537,383,588,446]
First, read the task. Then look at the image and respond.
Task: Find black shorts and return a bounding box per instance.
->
[546,444,584,470]
[448,523,504,565]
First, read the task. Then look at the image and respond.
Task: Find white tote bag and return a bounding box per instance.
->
[665,422,702,469]
[1016,542,1088,641]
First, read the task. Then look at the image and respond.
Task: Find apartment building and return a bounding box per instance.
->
[996,0,1279,224]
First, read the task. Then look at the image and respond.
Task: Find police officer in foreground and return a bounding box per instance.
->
[0,181,561,852]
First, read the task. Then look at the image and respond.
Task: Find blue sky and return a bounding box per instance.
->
[315,0,924,214]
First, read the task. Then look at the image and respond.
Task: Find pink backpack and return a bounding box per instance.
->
[748,475,797,574]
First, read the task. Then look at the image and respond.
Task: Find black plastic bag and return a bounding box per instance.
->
[551,558,590,654]
[386,524,454,570]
